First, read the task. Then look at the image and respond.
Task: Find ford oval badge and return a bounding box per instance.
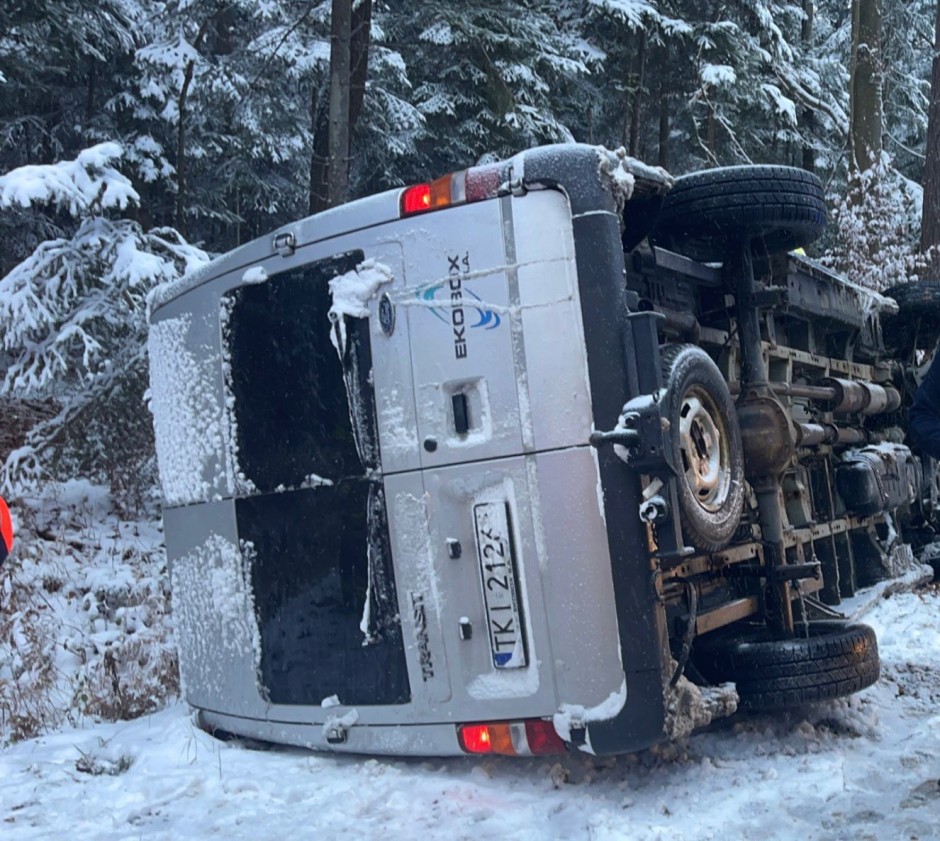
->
[379,293,395,336]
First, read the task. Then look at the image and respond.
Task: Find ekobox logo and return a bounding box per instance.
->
[419,280,501,360]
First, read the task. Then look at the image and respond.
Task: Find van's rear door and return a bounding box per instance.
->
[374,190,623,724]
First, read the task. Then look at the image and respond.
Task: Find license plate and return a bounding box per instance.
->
[473,502,527,669]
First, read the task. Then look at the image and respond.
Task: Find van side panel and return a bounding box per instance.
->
[377,193,618,722]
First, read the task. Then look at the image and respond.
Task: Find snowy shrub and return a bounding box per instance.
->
[0,483,178,743]
[820,154,934,291]
[0,143,208,501]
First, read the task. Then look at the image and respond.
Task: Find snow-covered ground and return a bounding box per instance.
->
[3,573,939,839]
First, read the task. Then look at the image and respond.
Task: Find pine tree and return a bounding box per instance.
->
[575,1,852,174]
[0,145,207,496]
[132,1,319,246]
[574,0,690,162]
[0,0,142,272]
[379,1,589,180]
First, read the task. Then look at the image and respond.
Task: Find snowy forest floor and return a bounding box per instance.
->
[1,486,940,840]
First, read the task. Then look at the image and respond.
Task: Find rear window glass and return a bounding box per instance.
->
[222,254,409,706]
[223,252,367,491]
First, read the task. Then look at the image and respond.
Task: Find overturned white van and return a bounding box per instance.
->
[149,144,934,757]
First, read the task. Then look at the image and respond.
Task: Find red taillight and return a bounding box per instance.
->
[401,173,453,216]
[458,724,493,754]
[524,720,566,755]
[401,183,432,215]
[400,164,505,218]
[465,162,503,202]
[457,720,566,756]
[0,496,11,555]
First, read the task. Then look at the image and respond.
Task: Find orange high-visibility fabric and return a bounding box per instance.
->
[0,497,12,554]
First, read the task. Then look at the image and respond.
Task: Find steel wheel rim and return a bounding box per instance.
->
[678,386,731,513]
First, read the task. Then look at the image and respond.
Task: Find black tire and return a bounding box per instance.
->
[693,620,880,711]
[652,165,827,262]
[882,281,940,356]
[660,344,745,552]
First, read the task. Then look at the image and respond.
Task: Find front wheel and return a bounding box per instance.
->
[652,165,827,262]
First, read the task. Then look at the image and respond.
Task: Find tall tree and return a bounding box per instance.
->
[311,0,372,212]
[825,0,929,290]
[920,1,940,273]
[327,0,352,206]
[879,0,934,180]
[849,0,884,171]
[133,1,327,246]
[576,0,679,160]
[579,0,848,174]
[801,0,816,172]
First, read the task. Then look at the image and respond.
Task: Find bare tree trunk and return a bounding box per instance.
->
[849,0,883,173]
[176,19,211,237]
[176,60,196,236]
[311,0,372,214]
[308,83,330,214]
[706,105,716,162]
[349,0,372,133]
[627,30,647,157]
[921,2,940,273]
[801,0,816,173]
[85,60,96,123]
[327,0,352,207]
[658,74,669,170]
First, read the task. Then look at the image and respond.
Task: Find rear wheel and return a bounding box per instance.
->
[692,620,880,711]
[660,344,745,552]
[652,165,827,262]
[883,281,940,357]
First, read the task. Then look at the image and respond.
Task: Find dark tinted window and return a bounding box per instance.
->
[224,255,409,706]
[237,484,409,706]
[224,252,367,491]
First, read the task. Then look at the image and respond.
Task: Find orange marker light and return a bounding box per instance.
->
[400,165,504,218]
[457,720,566,756]
[427,173,453,209]
[488,723,514,755]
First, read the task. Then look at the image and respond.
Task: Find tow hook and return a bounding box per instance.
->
[590,403,674,475]
[589,427,640,448]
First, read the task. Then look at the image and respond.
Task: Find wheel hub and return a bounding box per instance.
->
[678,388,730,512]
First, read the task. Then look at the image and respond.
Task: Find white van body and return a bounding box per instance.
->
[149,144,917,756]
